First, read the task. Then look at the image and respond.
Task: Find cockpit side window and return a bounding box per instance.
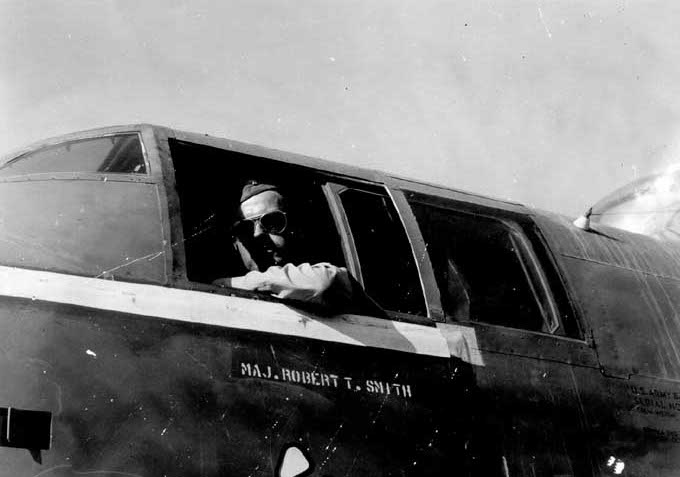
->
[0,134,147,177]
[169,140,346,288]
[338,188,427,317]
[407,192,562,334]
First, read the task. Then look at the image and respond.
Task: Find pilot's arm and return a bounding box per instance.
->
[214,263,385,316]
[214,263,347,302]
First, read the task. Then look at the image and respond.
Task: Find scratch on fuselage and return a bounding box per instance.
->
[95,213,217,279]
[317,422,344,471]
[568,365,589,428]
[31,464,143,477]
[95,250,164,278]
[184,349,215,380]
[47,378,64,415]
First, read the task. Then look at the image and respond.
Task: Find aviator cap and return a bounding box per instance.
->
[239,180,280,203]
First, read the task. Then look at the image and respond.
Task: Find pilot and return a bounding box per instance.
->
[214,180,382,315]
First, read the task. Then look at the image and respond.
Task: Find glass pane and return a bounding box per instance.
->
[410,200,548,331]
[0,181,165,283]
[340,188,426,316]
[591,172,680,241]
[0,134,146,176]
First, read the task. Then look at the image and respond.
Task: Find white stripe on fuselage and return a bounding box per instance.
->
[0,265,483,363]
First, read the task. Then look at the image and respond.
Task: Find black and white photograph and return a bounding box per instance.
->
[1,1,680,476]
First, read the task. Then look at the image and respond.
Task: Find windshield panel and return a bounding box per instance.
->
[592,172,680,241]
[0,134,147,177]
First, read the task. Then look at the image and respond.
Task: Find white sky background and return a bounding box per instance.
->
[2,1,680,217]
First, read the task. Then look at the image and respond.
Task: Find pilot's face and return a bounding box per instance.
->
[237,190,288,270]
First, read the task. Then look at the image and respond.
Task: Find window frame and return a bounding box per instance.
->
[157,135,370,312]
[322,183,364,285]
[503,220,560,333]
[323,181,433,325]
[0,132,152,181]
[389,177,579,338]
[0,125,172,285]
[157,131,435,323]
[409,195,562,333]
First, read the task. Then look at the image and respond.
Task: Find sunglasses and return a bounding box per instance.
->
[232,210,288,238]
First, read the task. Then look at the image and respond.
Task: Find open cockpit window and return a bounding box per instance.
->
[170,140,429,318]
[408,192,562,334]
[169,140,346,288]
[0,134,147,177]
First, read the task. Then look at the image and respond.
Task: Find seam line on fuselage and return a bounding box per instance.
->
[560,253,680,282]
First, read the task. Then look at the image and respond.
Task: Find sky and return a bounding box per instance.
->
[2,0,680,217]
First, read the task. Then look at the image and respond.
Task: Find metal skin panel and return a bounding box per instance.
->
[534,212,680,381]
[472,349,601,475]
[451,318,680,475]
[470,348,680,476]
[470,322,597,365]
[529,212,680,473]
[534,211,680,281]
[0,295,470,477]
[0,180,166,284]
[559,257,680,380]
[604,374,680,475]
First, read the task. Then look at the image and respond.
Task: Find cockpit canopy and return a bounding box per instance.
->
[590,170,680,241]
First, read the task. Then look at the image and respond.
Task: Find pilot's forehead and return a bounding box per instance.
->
[240,190,284,218]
